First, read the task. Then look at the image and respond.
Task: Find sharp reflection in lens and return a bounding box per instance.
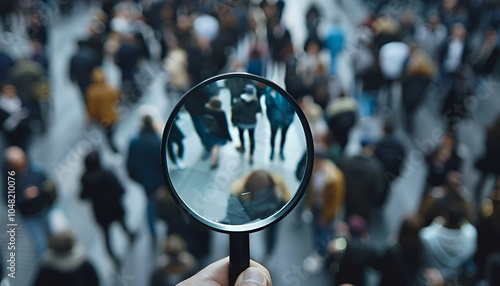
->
[165,76,308,226]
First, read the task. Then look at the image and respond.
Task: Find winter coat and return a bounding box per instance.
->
[86,68,120,125]
[374,135,406,180]
[127,128,164,197]
[14,166,56,217]
[231,96,261,128]
[341,155,385,220]
[203,107,232,141]
[402,75,431,114]
[69,46,100,93]
[306,160,345,223]
[0,50,14,82]
[265,87,294,128]
[80,168,125,226]
[34,244,99,286]
[419,217,477,282]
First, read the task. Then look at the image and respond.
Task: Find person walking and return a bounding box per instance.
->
[80,150,135,268]
[264,86,294,161]
[231,84,261,164]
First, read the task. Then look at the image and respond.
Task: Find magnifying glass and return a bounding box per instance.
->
[161,73,313,285]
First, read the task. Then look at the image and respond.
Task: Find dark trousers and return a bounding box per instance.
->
[238,128,255,154]
[270,125,289,153]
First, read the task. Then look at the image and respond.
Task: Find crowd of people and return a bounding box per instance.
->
[1,0,500,285]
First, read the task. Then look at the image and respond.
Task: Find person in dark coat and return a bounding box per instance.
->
[0,43,14,82]
[265,86,294,161]
[155,185,211,259]
[474,115,500,205]
[326,92,358,152]
[425,131,462,189]
[474,179,500,283]
[375,216,423,286]
[340,138,385,222]
[185,86,211,158]
[80,150,135,268]
[332,215,376,286]
[231,84,261,164]
[69,41,101,106]
[33,231,99,286]
[115,35,142,103]
[224,170,290,257]
[374,120,406,205]
[204,97,232,169]
[127,114,164,247]
[166,119,185,169]
[4,146,57,258]
[0,82,36,150]
[471,28,499,77]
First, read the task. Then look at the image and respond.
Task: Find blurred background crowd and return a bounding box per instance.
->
[1,0,500,285]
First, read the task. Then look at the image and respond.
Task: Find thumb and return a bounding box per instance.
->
[235,266,272,286]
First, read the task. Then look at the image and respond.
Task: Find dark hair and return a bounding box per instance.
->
[48,232,75,253]
[398,215,422,246]
[84,150,101,171]
[142,115,154,130]
[383,119,395,135]
[244,170,275,194]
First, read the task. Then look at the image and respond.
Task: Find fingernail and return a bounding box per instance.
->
[240,267,266,285]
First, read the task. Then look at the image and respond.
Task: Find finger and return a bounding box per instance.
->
[235,261,272,286]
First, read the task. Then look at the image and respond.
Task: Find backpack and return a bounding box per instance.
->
[202,114,220,134]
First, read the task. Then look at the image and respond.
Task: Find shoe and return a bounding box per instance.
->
[249,154,254,165]
[176,160,185,170]
[269,150,274,161]
[279,151,285,161]
[236,146,245,153]
[210,163,219,170]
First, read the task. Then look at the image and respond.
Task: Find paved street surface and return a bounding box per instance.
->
[1,0,499,285]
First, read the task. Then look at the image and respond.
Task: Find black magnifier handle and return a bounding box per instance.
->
[229,233,250,286]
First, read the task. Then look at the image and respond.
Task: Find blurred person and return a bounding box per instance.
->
[375,215,423,286]
[187,14,221,85]
[441,68,475,129]
[80,9,109,65]
[267,19,292,72]
[0,82,36,150]
[325,91,358,152]
[471,27,500,77]
[69,40,101,106]
[371,16,401,49]
[474,115,500,205]
[9,59,49,133]
[305,152,345,258]
[204,97,232,169]
[341,137,385,222]
[149,235,196,286]
[374,120,406,203]
[330,215,375,286]
[415,15,448,61]
[297,36,328,109]
[378,40,409,111]
[438,23,470,86]
[305,3,321,39]
[399,10,416,41]
[85,67,120,153]
[401,44,436,134]
[4,146,57,258]
[27,12,48,63]
[225,170,290,257]
[474,178,500,283]
[425,131,462,189]
[264,85,294,161]
[164,47,190,95]
[246,37,267,77]
[0,43,14,82]
[176,257,271,286]
[231,85,261,164]
[419,171,473,228]
[155,185,211,259]
[324,18,344,75]
[80,150,135,268]
[127,113,164,247]
[185,86,211,158]
[418,192,477,285]
[31,39,48,72]
[439,0,469,29]
[115,34,142,104]
[166,119,185,169]
[33,231,99,286]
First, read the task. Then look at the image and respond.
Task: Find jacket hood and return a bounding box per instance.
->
[420,217,477,267]
[41,243,87,272]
